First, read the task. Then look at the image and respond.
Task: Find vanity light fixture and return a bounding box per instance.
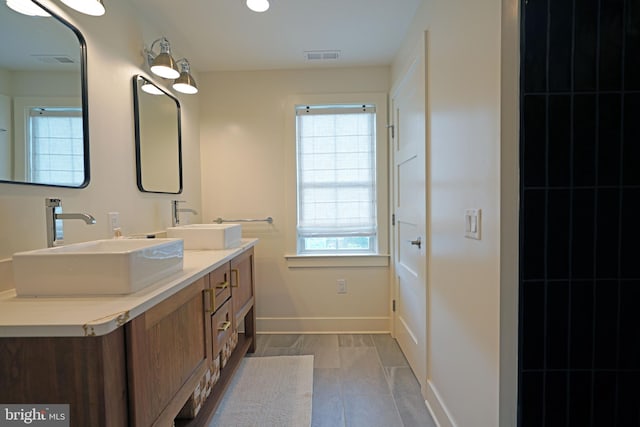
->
[140,78,163,95]
[5,0,50,16]
[246,0,269,12]
[145,37,180,80]
[59,0,105,16]
[172,59,198,94]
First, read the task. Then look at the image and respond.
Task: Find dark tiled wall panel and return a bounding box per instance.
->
[519,0,640,425]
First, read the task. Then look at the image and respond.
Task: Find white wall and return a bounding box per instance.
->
[0,0,202,264]
[0,69,9,93]
[391,0,502,426]
[199,67,393,333]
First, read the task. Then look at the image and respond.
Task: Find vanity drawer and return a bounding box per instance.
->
[207,263,231,313]
[211,298,234,357]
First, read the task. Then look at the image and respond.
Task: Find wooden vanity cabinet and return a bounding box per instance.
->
[230,246,256,352]
[126,276,211,427]
[0,246,257,427]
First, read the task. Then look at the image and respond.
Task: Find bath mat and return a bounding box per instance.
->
[209,355,314,427]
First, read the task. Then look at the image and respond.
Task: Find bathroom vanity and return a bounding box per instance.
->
[0,240,257,427]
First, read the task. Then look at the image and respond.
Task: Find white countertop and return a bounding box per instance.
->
[0,239,258,338]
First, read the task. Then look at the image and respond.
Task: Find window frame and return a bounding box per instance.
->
[27,106,84,186]
[12,96,86,186]
[284,93,389,268]
[295,104,378,255]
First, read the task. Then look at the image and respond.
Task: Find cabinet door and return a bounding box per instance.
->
[230,247,255,325]
[0,329,128,427]
[126,277,212,427]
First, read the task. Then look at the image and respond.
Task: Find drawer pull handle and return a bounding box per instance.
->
[218,321,231,332]
[216,281,229,290]
[204,289,216,313]
[231,269,240,287]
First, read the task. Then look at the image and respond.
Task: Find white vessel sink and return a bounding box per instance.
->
[166,224,242,250]
[12,239,184,296]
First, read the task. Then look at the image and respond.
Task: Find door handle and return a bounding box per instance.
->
[409,237,421,249]
[216,281,229,290]
[204,288,216,313]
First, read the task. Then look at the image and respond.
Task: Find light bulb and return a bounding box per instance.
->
[173,81,198,94]
[246,0,269,13]
[141,81,163,95]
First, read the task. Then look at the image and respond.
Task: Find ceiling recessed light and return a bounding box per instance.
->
[246,0,269,13]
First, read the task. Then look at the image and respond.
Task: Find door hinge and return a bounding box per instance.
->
[387,124,394,139]
[392,213,395,226]
[392,299,396,312]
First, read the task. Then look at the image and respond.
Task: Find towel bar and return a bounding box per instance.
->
[213,217,273,224]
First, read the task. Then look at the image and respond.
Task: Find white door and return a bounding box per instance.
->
[391,47,427,388]
[0,94,10,180]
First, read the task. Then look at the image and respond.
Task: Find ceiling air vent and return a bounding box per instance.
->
[304,50,341,61]
[32,55,75,64]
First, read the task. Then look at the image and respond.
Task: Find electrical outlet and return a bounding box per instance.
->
[108,212,120,234]
[337,279,347,294]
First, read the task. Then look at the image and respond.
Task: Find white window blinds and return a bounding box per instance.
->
[29,107,84,186]
[296,104,377,254]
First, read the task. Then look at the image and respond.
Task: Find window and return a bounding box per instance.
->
[28,107,84,186]
[296,104,377,254]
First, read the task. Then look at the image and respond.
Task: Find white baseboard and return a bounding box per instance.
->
[424,398,441,427]
[257,316,390,333]
[425,380,457,427]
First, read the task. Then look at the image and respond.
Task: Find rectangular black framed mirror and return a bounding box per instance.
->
[132,74,182,194]
[0,0,90,188]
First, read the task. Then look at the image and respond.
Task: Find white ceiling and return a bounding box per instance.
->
[130,0,422,72]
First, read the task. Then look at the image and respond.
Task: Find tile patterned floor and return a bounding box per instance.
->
[247,334,437,427]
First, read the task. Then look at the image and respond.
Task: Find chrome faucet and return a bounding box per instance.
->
[45,198,96,247]
[171,200,198,227]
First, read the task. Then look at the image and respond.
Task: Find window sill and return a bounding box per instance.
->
[284,254,389,268]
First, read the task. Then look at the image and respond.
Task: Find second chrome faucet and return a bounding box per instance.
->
[171,200,198,227]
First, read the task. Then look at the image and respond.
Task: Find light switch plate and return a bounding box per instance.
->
[464,208,481,240]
